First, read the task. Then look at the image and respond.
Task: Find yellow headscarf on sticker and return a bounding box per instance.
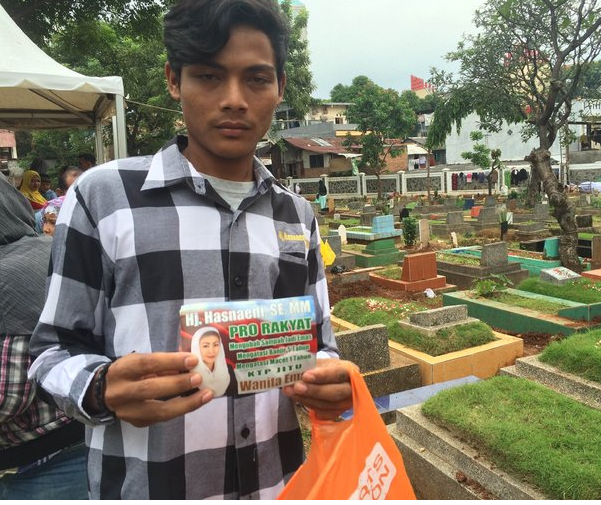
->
[320,239,336,266]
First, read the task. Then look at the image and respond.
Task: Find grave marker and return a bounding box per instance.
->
[419,219,430,247]
[451,231,458,248]
[337,224,348,245]
[480,242,509,267]
[446,211,465,226]
[540,267,581,285]
[592,236,601,270]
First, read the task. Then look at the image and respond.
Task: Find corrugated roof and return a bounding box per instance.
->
[283,137,354,155]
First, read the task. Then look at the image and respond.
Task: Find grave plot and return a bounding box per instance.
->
[436,242,529,289]
[331,298,521,386]
[443,285,600,336]
[447,244,565,276]
[389,376,601,499]
[390,305,522,386]
[430,210,473,237]
[341,214,403,267]
[369,251,456,293]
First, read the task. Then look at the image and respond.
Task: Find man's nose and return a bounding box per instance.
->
[220,79,248,110]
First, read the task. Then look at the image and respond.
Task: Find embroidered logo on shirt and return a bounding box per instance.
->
[278,231,309,247]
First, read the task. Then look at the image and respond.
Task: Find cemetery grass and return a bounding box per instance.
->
[374,264,402,280]
[489,292,571,314]
[421,376,601,499]
[436,252,481,266]
[517,278,601,304]
[332,298,496,356]
[388,320,496,356]
[539,329,601,384]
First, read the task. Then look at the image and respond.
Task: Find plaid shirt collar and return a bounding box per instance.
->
[141,136,276,196]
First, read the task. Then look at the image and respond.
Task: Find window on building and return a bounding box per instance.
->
[335,117,344,124]
[309,154,324,168]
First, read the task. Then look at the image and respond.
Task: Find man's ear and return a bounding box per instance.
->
[165,61,181,102]
[277,72,287,104]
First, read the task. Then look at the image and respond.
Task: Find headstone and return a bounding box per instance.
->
[579,194,591,206]
[363,204,376,213]
[484,195,496,207]
[337,224,348,245]
[325,234,342,257]
[477,206,498,223]
[543,237,559,259]
[410,305,468,327]
[506,211,514,224]
[450,231,458,248]
[360,211,377,226]
[419,219,430,246]
[446,211,465,226]
[576,214,593,228]
[372,214,395,233]
[540,266,581,285]
[480,242,509,267]
[327,197,335,213]
[592,235,601,269]
[534,203,549,221]
[333,213,341,220]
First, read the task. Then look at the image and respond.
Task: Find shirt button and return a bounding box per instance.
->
[241,426,250,439]
[234,276,243,287]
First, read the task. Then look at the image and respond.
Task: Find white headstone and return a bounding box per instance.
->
[334,213,341,220]
[419,219,430,247]
[337,224,348,245]
[506,211,514,224]
[450,231,459,248]
[540,267,581,285]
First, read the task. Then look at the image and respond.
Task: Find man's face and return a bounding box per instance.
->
[40,180,51,192]
[166,25,285,180]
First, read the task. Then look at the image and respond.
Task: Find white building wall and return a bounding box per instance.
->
[444,113,563,164]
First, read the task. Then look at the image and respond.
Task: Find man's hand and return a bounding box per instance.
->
[85,352,213,427]
[282,358,356,420]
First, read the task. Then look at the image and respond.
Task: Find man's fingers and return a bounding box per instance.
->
[105,371,202,408]
[116,389,214,428]
[108,352,199,381]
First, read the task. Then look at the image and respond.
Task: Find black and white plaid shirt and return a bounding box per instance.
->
[29,136,338,499]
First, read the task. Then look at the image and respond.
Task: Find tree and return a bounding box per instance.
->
[460,131,501,196]
[279,0,315,119]
[345,83,415,198]
[427,0,601,272]
[3,0,165,46]
[330,76,375,102]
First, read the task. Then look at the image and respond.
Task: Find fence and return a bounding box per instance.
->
[286,167,519,200]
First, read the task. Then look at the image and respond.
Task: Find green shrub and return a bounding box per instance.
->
[402,216,418,246]
[471,274,512,297]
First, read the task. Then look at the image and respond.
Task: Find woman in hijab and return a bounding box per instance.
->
[191,326,232,397]
[19,170,47,211]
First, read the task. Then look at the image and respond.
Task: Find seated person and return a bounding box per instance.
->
[39,174,57,201]
[18,170,46,211]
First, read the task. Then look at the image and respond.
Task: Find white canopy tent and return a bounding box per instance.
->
[0,4,127,162]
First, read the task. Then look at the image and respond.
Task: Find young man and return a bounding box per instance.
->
[39,173,57,200]
[29,0,352,499]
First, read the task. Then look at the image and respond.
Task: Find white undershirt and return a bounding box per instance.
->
[201,173,256,210]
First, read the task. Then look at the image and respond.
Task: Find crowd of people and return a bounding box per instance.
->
[1,1,352,500]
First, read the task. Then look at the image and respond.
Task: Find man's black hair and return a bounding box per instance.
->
[40,173,52,183]
[58,167,82,191]
[78,153,96,165]
[164,0,289,85]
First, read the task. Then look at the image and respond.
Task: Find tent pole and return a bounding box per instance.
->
[113,94,127,159]
[94,118,105,164]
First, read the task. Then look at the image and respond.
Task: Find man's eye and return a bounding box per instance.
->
[196,74,218,81]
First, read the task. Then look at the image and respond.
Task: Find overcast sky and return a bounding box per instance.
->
[299,0,486,99]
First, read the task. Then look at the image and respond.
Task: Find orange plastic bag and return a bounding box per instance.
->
[278,364,416,500]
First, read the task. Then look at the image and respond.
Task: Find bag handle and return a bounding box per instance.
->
[308,361,371,425]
